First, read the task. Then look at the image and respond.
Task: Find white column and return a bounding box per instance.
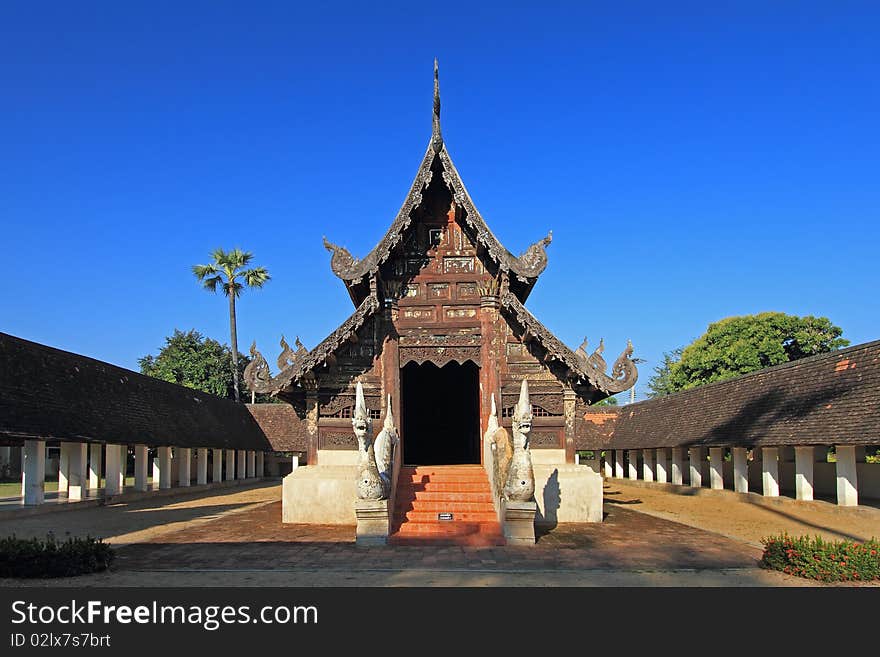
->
[225,449,236,481]
[603,452,613,478]
[732,447,749,493]
[292,453,299,470]
[152,456,160,487]
[627,450,638,480]
[614,450,624,479]
[88,444,102,491]
[642,449,654,482]
[794,446,814,501]
[761,447,780,497]
[134,445,149,492]
[671,447,684,485]
[177,447,191,487]
[157,446,172,489]
[835,445,858,507]
[236,450,246,480]
[197,448,208,485]
[213,449,223,482]
[689,447,705,488]
[256,451,265,478]
[655,448,668,483]
[247,450,256,478]
[22,440,46,505]
[118,445,127,491]
[104,444,122,496]
[58,441,71,495]
[708,447,724,490]
[67,443,87,501]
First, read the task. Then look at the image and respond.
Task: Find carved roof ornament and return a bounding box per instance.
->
[323,236,360,280]
[277,334,308,371]
[516,231,552,277]
[432,58,443,153]
[322,62,552,296]
[277,335,295,371]
[500,292,639,395]
[243,341,271,392]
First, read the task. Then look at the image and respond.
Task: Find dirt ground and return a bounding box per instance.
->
[1,479,877,587]
[603,479,880,546]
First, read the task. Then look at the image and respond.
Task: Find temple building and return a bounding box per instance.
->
[244,62,638,539]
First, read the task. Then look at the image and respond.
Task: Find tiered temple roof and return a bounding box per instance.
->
[245,61,638,401]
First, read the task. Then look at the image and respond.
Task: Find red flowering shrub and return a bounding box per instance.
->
[761,534,880,582]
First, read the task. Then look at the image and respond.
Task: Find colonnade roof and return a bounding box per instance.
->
[0,332,273,451]
[576,340,880,450]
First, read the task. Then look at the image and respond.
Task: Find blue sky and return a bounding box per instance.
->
[2,2,878,401]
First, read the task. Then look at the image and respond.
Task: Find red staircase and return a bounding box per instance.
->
[389,465,505,546]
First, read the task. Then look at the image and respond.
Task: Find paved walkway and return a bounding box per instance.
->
[1,479,877,587]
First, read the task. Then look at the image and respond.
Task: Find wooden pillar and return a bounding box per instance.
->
[563,388,577,464]
[671,447,684,485]
[134,445,149,492]
[794,446,814,501]
[381,297,402,447]
[835,445,858,506]
[655,448,668,483]
[303,375,319,466]
[708,447,724,490]
[761,447,779,497]
[732,447,749,493]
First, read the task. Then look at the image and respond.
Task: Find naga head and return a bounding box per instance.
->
[352,381,371,441]
[513,379,533,438]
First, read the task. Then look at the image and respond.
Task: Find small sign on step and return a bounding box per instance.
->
[438,512,453,521]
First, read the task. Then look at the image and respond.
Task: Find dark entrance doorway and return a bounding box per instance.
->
[400,360,480,465]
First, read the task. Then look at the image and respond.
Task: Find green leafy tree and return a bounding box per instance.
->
[193,248,270,402]
[593,395,619,406]
[651,312,848,395]
[139,329,246,399]
[646,347,684,398]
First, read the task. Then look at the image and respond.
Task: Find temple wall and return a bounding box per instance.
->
[282,466,357,524]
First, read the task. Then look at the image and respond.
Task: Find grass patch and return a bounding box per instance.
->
[0,534,114,578]
[761,534,880,582]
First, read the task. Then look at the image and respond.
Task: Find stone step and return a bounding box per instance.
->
[396,481,490,493]
[391,520,503,536]
[399,490,494,503]
[394,501,495,513]
[394,510,498,523]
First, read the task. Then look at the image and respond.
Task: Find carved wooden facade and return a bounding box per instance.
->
[244,63,638,465]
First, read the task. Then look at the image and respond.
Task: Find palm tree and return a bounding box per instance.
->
[192,248,270,402]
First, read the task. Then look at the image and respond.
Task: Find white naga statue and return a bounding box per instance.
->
[502,379,536,502]
[373,394,398,498]
[352,382,385,500]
